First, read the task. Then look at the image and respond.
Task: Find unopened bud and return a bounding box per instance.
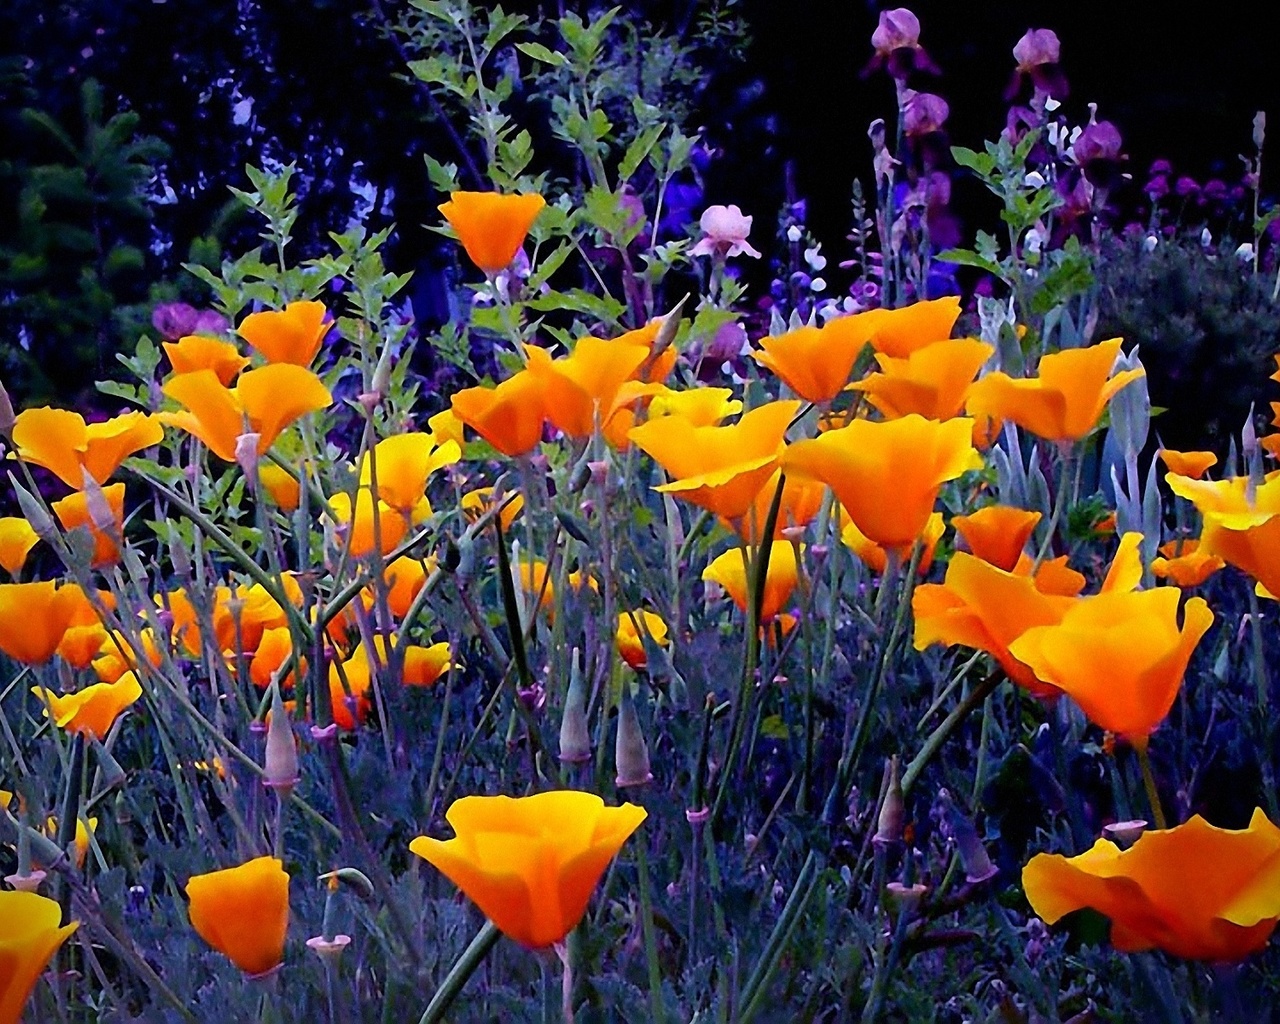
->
[371,343,394,398]
[559,649,591,763]
[873,757,904,847]
[79,468,118,536]
[235,432,261,481]
[168,534,192,578]
[939,790,997,884]
[568,455,593,494]
[263,685,299,796]
[1255,111,1267,150]
[614,687,652,788]
[0,378,15,436]
[10,472,58,543]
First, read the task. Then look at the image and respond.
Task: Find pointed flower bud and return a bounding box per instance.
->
[235,432,261,481]
[873,757,905,847]
[614,687,653,788]
[559,648,591,764]
[940,789,998,884]
[263,685,299,796]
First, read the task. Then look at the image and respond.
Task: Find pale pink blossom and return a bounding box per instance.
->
[690,204,761,260]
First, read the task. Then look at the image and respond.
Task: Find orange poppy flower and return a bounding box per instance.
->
[645,386,743,427]
[0,518,39,576]
[855,295,963,359]
[403,641,452,687]
[952,505,1042,572]
[729,471,827,544]
[629,400,801,523]
[783,414,981,551]
[0,890,78,1023]
[965,338,1146,443]
[841,509,944,575]
[163,334,249,385]
[1151,539,1225,588]
[249,627,305,689]
[451,370,547,457]
[186,856,289,976]
[409,791,646,948]
[51,483,125,568]
[461,488,524,533]
[1159,449,1218,480]
[702,543,801,623]
[32,671,143,740]
[1023,808,1280,961]
[327,489,407,559]
[160,365,332,462]
[43,814,98,870]
[524,338,649,441]
[0,581,80,664]
[9,408,162,488]
[1168,472,1280,598]
[1009,587,1213,745]
[93,628,163,684]
[913,552,1076,697]
[847,338,993,421]
[57,622,110,670]
[751,321,872,404]
[237,300,330,366]
[375,555,433,618]
[438,191,546,274]
[259,464,301,512]
[615,610,669,669]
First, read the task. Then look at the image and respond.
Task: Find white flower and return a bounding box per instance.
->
[786,224,803,243]
[810,277,827,293]
[804,244,827,271]
[1201,227,1213,248]
[1024,171,1046,188]
[1236,242,1256,262]
[690,205,762,259]
[1143,235,1159,253]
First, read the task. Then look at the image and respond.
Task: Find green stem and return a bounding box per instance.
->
[1136,744,1167,830]
[901,671,1004,798]
[417,921,503,1024]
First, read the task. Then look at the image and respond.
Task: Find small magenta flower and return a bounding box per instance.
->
[902,91,949,136]
[868,8,937,80]
[690,205,761,260]
[1009,27,1067,100]
[1072,120,1125,188]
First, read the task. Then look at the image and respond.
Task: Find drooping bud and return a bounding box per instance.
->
[614,686,653,788]
[559,648,591,764]
[235,432,261,482]
[939,789,997,884]
[263,684,300,796]
[873,757,904,847]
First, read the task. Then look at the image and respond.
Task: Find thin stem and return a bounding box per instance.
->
[1136,744,1167,830]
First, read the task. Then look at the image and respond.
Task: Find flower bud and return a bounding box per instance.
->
[614,688,653,788]
[939,789,997,884]
[559,648,592,764]
[10,472,58,544]
[263,685,300,796]
[873,757,904,847]
[235,432,261,481]
[0,377,15,437]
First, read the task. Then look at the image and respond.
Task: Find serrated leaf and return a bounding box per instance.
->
[619,122,664,182]
[515,41,566,66]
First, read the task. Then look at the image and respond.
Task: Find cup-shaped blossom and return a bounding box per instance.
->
[51,483,125,568]
[1011,28,1067,99]
[1159,449,1218,480]
[409,791,646,948]
[439,191,545,274]
[689,204,761,260]
[0,518,39,576]
[952,505,1042,572]
[849,296,962,359]
[10,408,162,488]
[616,610,669,670]
[163,335,250,385]
[32,671,143,740]
[703,544,801,623]
[966,338,1146,444]
[0,581,81,664]
[1023,808,1280,961]
[902,91,949,137]
[842,510,943,575]
[1169,473,1280,599]
[0,890,78,1024]
[451,370,547,457]
[186,856,290,976]
[1008,588,1213,745]
[357,433,460,520]
[752,320,876,404]
[524,338,649,441]
[784,414,981,552]
[375,555,433,619]
[328,489,407,559]
[160,365,331,462]
[1151,539,1225,588]
[629,400,800,523]
[848,338,993,421]
[237,301,330,366]
[913,553,1076,697]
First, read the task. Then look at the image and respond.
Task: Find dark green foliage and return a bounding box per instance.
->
[1095,234,1280,453]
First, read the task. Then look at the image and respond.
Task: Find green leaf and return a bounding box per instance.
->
[515,42,567,67]
[619,122,664,182]
[950,146,996,177]
[936,248,1003,276]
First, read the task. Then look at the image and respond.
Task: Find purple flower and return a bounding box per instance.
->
[1149,159,1173,175]
[1008,27,1067,100]
[1144,176,1170,200]
[151,301,200,340]
[1175,176,1200,197]
[192,310,230,334]
[903,90,949,136]
[690,205,762,260]
[867,7,938,80]
[1202,179,1228,202]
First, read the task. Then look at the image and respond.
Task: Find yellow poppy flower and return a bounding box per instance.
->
[0,518,39,576]
[702,543,801,623]
[856,295,963,358]
[259,464,301,512]
[966,338,1146,443]
[1168,472,1280,598]
[327,489,408,559]
[751,321,872,404]
[160,365,331,462]
[9,408,162,488]
[841,509,944,575]
[51,483,125,568]
[616,610,669,669]
[1158,449,1218,480]
[1023,808,1280,961]
[185,856,289,976]
[525,338,650,441]
[163,334,250,385]
[32,672,143,740]
[409,791,646,948]
[0,890,78,1023]
[1151,539,1225,588]
[847,337,993,421]
[629,400,801,523]
[237,300,330,366]
[438,191,546,274]
[357,433,459,518]
[783,414,981,552]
